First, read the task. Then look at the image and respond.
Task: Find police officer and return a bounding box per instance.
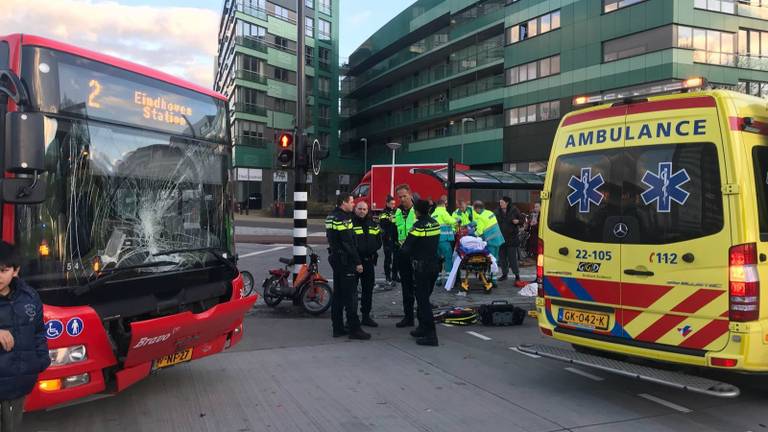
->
[352,200,382,327]
[394,184,417,328]
[379,196,399,284]
[401,199,441,346]
[325,193,370,340]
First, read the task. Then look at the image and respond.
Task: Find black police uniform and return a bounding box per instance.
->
[325,207,369,339]
[379,207,398,283]
[353,214,382,326]
[400,213,441,346]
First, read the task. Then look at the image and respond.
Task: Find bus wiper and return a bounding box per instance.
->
[73,260,179,296]
[153,247,238,273]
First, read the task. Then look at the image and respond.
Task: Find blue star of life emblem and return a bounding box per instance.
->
[567,167,605,213]
[641,162,690,213]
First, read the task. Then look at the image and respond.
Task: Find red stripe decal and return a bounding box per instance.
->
[720,311,729,318]
[728,117,768,135]
[621,282,673,309]
[579,279,620,304]
[562,106,626,126]
[679,319,729,350]
[634,314,687,343]
[670,289,724,314]
[619,309,643,328]
[547,276,577,300]
[563,96,716,127]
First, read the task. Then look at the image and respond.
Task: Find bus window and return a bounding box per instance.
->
[0,42,7,69]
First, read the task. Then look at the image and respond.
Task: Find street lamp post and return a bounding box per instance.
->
[385,142,401,198]
[460,117,475,164]
[361,138,368,173]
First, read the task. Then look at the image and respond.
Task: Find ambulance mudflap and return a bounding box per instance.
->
[542,96,730,356]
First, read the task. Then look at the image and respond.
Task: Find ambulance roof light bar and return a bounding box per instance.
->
[573,77,707,107]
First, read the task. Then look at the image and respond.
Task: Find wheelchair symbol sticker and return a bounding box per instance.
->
[66,317,84,337]
[45,320,63,340]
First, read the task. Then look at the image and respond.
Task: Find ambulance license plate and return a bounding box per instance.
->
[155,348,193,369]
[558,308,609,331]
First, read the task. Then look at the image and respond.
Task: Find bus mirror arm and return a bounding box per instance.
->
[0,70,30,109]
[1,175,47,204]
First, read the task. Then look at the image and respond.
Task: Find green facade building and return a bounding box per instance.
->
[342,0,768,176]
[216,0,352,210]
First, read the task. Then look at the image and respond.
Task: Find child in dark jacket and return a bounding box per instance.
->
[0,241,49,430]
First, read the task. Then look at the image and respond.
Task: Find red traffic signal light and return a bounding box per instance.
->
[278,132,292,149]
[277,132,294,168]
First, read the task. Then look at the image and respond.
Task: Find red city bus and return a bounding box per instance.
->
[0,34,257,411]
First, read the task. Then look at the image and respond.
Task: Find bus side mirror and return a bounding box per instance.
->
[2,112,47,204]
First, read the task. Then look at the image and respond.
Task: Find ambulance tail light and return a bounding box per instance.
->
[537,238,544,297]
[729,243,760,322]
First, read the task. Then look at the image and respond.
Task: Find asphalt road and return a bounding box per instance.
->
[22,244,768,432]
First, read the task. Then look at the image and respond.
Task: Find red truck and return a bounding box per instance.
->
[352,163,470,211]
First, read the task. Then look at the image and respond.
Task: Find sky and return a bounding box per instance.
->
[2,0,416,88]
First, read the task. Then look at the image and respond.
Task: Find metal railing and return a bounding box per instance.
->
[233,102,268,117]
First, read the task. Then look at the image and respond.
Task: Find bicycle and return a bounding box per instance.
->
[261,246,333,315]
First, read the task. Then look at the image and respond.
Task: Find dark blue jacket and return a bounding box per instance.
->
[0,278,50,400]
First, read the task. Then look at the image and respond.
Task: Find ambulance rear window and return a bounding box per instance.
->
[548,143,723,244]
[548,149,624,243]
[753,147,768,241]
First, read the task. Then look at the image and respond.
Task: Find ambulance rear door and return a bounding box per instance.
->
[619,95,731,354]
[543,105,626,340]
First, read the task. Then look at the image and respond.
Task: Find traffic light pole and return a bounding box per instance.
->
[293,0,308,278]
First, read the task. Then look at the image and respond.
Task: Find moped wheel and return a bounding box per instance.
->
[262,276,283,307]
[301,282,332,315]
[241,271,255,297]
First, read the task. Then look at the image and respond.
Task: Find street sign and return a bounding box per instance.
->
[273,170,288,183]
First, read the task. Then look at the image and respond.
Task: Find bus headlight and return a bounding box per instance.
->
[49,345,87,366]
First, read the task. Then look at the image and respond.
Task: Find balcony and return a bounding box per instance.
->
[318,61,332,72]
[235,70,268,85]
[235,36,268,54]
[738,3,768,19]
[358,100,449,136]
[234,102,268,117]
[346,5,506,94]
[235,135,268,148]
[737,54,768,71]
[354,46,504,113]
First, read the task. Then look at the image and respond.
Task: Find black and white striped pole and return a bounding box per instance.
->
[293,0,308,278]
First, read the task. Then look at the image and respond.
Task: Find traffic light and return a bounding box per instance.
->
[276,132,293,168]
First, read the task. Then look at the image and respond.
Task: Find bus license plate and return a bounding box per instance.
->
[155,348,193,369]
[558,308,609,331]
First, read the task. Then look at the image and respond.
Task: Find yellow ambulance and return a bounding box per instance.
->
[533,88,768,375]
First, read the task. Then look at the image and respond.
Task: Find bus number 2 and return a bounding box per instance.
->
[88,79,102,108]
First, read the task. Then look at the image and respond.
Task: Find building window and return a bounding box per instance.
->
[273,67,290,82]
[506,100,561,126]
[274,5,291,20]
[319,0,331,15]
[305,16,314,37]
[305,46,314,65]
[506,10,560,44]
[318,46,331,70]
[237,20,266,39]
[694,0,735,14]
[235,120,266,147]
[678,25,735,66]
[603,0,647,13]
[318,19,331,40]
[738,80,768,98]
[275,36,289,50]
[506,55,560,85]
[604,25,675,62]
[305,0,313,8]
[317,76,331,98]
[272,97,296,114]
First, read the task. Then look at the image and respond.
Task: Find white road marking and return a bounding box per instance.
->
[638,393,692,413]
[239,246,287,258]
[508,347,541,359]
[441,323,455,328]
[466,331,492,341]
[564,367,604,382]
